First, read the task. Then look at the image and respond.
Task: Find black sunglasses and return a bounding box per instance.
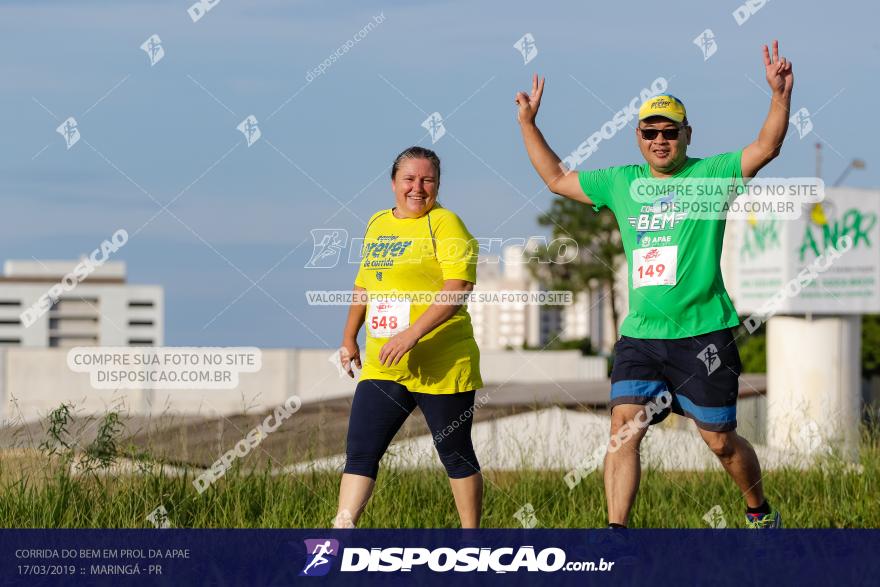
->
[638,126,686,140]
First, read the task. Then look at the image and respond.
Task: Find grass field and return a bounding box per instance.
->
[1,439,877,529]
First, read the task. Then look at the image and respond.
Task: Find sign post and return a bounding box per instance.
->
[734,187,880,462]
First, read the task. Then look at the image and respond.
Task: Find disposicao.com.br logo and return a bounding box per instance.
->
[300,541,614,575]
[300,539,340,576]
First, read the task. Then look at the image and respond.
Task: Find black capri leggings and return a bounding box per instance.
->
[343,379,480,480]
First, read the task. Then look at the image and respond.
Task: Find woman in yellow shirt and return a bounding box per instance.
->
[333,146,483,528]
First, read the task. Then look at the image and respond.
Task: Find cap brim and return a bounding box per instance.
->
[638,113,684,123]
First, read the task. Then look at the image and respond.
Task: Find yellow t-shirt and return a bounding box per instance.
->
[354,205,482,394]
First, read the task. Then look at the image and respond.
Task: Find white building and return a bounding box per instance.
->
[469,247,532,350]
[0,260,163,347]
[470,245,621,353]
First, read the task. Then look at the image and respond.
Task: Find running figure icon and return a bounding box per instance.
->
[301,540,336,575]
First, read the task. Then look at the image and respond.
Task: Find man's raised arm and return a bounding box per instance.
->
[741,40,794,179]
[516,74,592,204]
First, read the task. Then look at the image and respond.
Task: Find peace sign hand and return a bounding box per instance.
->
[763,40,793,95]
[515,74,545,125]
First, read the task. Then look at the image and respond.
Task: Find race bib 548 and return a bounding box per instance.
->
[367,301,410,337]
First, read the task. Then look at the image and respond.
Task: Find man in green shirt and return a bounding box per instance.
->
[516,41,793,528]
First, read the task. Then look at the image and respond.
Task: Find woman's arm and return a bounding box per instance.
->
[378,279,474,367]
[340,285,366,377]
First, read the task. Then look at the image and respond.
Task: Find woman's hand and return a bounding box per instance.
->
[378,329,420,367]
[340,337,362,378]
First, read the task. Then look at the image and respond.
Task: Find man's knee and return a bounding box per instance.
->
[610,405,636,431]
[703,431,737,459]
[609,406,648,451]
[610,405,649,433]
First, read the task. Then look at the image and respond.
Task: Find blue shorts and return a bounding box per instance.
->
[609,327,742,432]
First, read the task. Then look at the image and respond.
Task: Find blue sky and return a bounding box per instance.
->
[1,0,876,347]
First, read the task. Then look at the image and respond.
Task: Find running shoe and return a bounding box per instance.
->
[745,509,782,528]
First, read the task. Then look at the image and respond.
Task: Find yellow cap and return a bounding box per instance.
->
[638,94,687,123]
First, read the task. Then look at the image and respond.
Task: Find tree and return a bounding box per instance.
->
[528,197,624,341]
[862,314,880,378]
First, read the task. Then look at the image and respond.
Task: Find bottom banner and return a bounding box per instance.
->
[1,529,877,586]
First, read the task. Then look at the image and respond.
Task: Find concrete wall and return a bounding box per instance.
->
[0,348,607,425]
[479,349,607,383]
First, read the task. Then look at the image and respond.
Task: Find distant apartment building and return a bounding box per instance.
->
[469,245,621,353]
[469,246,533,350]
[0,260,163,347]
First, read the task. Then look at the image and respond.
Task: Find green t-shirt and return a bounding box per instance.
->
[579,151,745,339]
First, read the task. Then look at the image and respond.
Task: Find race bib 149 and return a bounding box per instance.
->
[632,245,677,288]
